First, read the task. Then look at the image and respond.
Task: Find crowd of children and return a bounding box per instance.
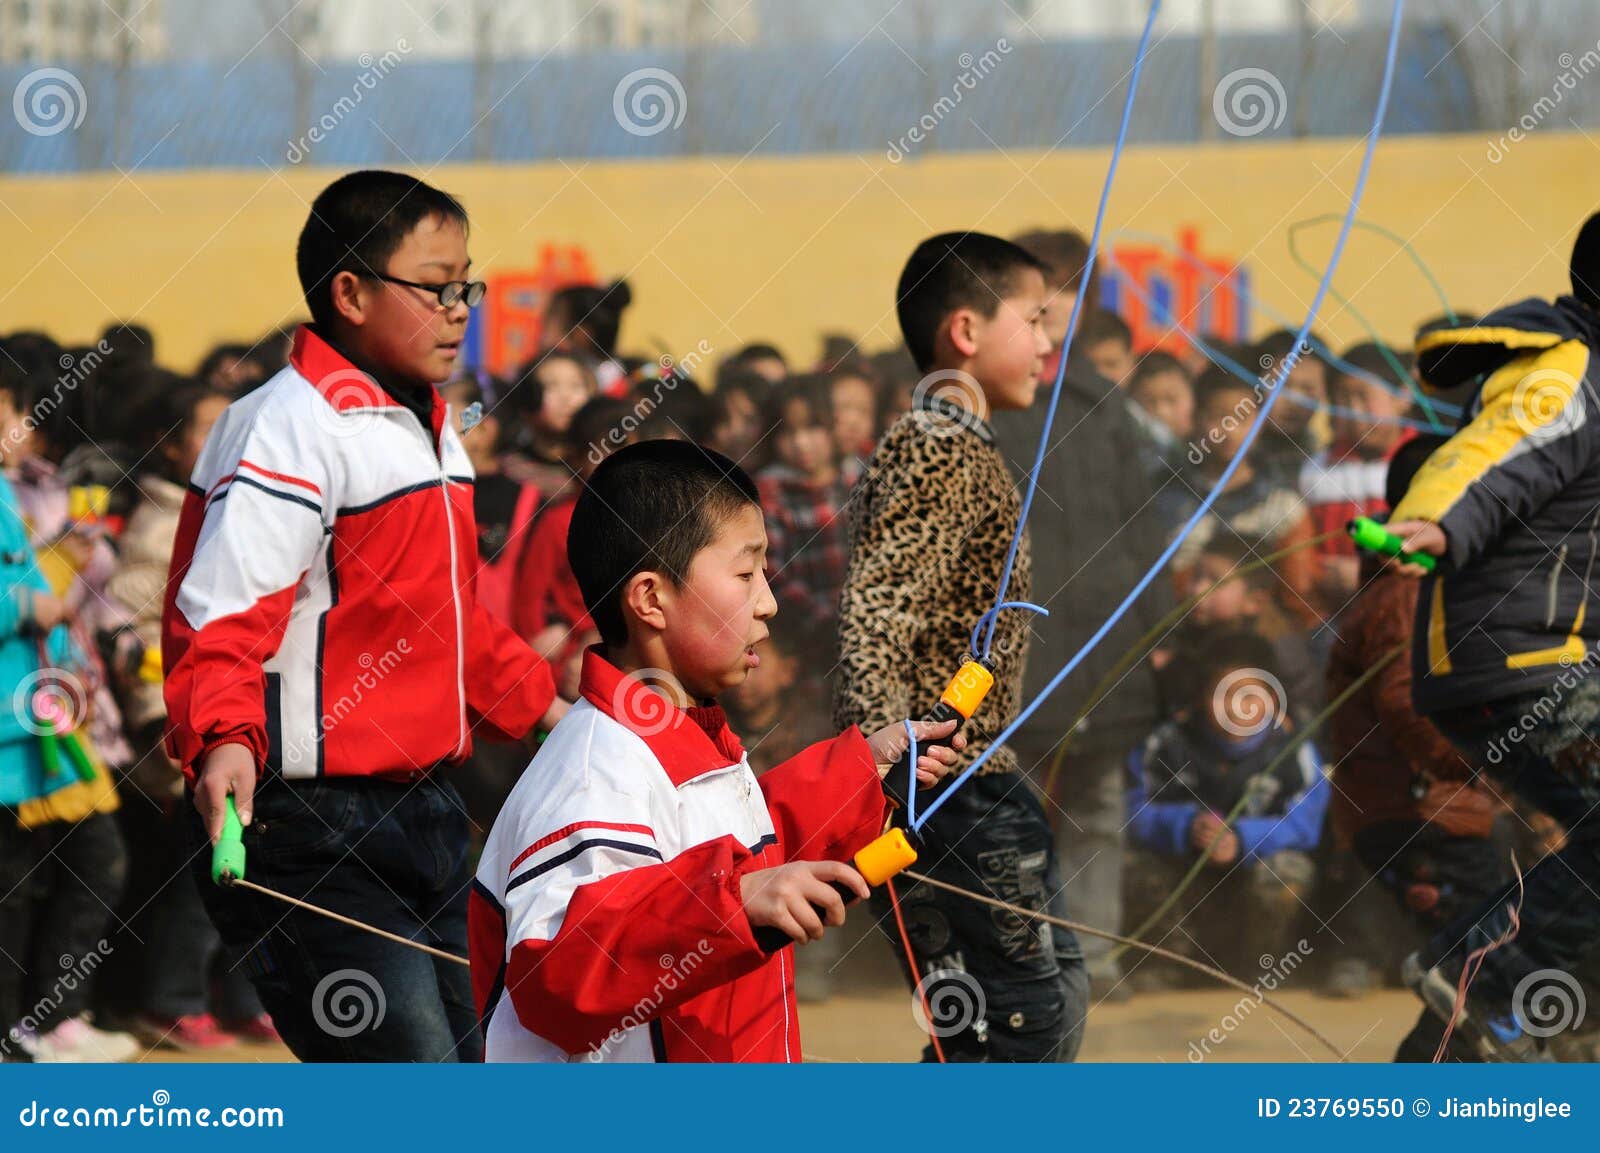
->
[1,184,1585,1064]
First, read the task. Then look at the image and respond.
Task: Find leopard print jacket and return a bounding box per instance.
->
[833,405,1030,777]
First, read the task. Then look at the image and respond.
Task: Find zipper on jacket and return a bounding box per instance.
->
[1545,544,1569,630]
[407,404,469,758]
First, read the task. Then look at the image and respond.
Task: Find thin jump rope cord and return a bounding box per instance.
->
[979,0,1162,662]
[1040,529,1340,800]
[916,0,1406,837]
[1107,260,1446,432]
[1102,224,1462,417]
[900,869,1346,1060]
[1286,214,1461,429]
[1109,644,1404,966]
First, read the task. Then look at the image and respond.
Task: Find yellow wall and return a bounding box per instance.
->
[0,132,1587,372]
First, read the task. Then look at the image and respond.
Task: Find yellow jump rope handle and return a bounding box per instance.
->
[211,795,247,885]
[754,829,918,953]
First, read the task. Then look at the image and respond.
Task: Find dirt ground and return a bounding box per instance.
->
[134,926,1415,1064]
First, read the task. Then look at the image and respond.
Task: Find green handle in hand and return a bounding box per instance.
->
[1347,516,1437,572]
[211,795,246,885]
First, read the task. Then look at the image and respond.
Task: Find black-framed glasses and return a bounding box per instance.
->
[371,273,486,309]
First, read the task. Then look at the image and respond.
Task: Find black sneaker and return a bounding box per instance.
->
[1402,952,1551,1062]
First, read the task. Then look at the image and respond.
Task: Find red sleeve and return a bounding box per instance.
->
[464,596,558,741]
[511,510,556,641]
[758,726,886,864]
[503,836,768,1055]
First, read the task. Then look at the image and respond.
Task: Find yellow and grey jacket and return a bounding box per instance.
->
[1392,295,1600,713]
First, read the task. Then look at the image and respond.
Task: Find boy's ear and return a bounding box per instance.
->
[946,307,982,361]
[330,270,372,328]
[622,570,669,635]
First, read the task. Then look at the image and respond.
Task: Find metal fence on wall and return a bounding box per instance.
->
[4,17,1593,174]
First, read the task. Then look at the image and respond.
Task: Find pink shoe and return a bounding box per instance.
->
[138,1013,236,1051]
[223,1013,282,1044]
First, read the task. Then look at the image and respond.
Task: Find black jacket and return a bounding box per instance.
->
[1393,296,1600,713]
[991,354,1173,763]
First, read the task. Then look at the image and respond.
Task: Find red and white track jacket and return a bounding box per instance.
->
[162,326,556,781]
[469,648,886,1062]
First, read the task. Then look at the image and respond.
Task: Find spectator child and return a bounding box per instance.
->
[440,377,542,626]
[1164,367,1319,624]
[1081,309,1135,389]
[1299,343,1415,610]
[1125,631,1329,977]
[757,376,851,642]
[1250,328,1329,486]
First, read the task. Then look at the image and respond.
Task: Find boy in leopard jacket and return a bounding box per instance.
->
[834,231,1087,1062]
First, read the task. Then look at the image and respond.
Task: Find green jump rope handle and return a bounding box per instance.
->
[38,731,63,779]
[211,795,247,885]
[1347,516,1437,572]
[60,731,97,783]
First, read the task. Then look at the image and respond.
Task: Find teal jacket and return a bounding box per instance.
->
[0,470,75,810]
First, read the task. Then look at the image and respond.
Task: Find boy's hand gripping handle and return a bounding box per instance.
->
[211,795,247,885]
[753,829,919,953]
[1347,516,1437,572]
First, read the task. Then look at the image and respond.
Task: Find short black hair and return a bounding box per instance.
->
[1128,350,1190,394]
[1385,433,1448,510]
[296,170,468,330]
[1338,341,1407,381]
[1196,533,1273,592]
[547,280,632,359]
[569,439,761,648]
[764,372,833,432]
[1193,363,1257,412]
[1250,327,1328,374]
[1192,628,1283,707]
[1573,210,1600,310]
[1082,309,1131,349]
[896,231,1046,372]
[1011,228,1098,303]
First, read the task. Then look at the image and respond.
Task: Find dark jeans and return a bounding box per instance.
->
[872,770,1088,1062]
[0,811,127,1035]
[1353,820,1510,1062]
[1424,677,1600,1008]
[187,774,478,1062]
